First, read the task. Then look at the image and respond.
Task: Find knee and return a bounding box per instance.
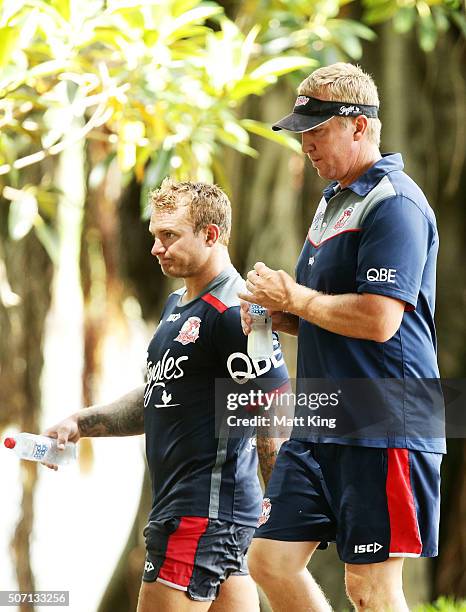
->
[345,570,396,610]
[248,542,283,586]
[345,564,405,611]
[345,573,367,610]
[345,570,372,610]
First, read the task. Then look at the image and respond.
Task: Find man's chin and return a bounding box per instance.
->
[315,167,335,181]
[159,264,184,279]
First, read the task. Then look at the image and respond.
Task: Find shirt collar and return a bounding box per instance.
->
[323,153,404,200]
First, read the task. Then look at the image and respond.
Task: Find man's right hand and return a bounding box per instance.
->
[240,300,253,335]
[41,415,80,471]
[240,300,299,337]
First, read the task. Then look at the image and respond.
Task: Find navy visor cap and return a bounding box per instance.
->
[272,96,379,132]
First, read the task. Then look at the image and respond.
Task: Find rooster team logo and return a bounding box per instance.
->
[175,317,201,345]
[295,95,309,107]
[334,206,354,230]
[258,497,272,527]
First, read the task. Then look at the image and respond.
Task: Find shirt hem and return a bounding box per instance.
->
[149,508,260,528]
[293,435,446,454]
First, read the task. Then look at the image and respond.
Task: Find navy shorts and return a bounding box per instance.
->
[255,440,442,564]
[142,516,255,601]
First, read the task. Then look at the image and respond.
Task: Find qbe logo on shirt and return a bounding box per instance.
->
[366,268,396,283]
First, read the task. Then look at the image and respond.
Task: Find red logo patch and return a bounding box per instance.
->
[295,96,309,107]
[258,497,272,527]
[174,317,201,345]
[333,206,354,230]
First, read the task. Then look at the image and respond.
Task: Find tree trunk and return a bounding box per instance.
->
[0,218,53,608]
[363,24,466,598]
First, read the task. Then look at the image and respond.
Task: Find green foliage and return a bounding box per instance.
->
[361,0,466,52]
[238,0,377,63]
[0,0,316,246]
[414,598,466,611]
[0,0,463,257]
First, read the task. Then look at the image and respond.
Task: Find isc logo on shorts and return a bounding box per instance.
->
[144,560,155,573]
[354,542,383,554]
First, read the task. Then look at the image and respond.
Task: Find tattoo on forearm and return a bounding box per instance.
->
[78,386,145,437]
[257,437,282,487]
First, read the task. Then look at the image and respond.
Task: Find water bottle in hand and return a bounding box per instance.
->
[247,304,274,360]
[4,433,77,466]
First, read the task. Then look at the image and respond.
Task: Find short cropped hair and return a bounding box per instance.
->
[149,178,232,246]
[298,63,381,146]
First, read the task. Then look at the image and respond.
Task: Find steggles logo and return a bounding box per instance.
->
[339,105,360,116]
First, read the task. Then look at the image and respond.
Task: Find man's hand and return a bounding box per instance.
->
[41,415,80,471]
[238,262,296,312]
[240,301,299,337]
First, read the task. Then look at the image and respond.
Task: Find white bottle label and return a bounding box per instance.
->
[248,304,274,360]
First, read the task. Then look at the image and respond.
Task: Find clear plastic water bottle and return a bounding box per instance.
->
[4,433,77,466]
[247,304,274,360]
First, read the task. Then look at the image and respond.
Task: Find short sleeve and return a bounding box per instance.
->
[356,196,436,309]
[213,306,289,386]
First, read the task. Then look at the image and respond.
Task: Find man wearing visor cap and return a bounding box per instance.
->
[272,94,379,133]
[239,63,443,611]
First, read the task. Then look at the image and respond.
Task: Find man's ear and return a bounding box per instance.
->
[205,224,220,246]
[353,115,368,141]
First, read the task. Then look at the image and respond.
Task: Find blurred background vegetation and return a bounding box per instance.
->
[0,0,464,610]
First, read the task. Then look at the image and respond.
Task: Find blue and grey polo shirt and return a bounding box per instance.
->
[295,153,444,452]
[144,266,289,527]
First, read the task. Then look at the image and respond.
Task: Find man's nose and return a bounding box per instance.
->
[301,133,315,153]
[151,238,165,256]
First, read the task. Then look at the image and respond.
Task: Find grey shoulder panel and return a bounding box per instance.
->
[208,270,245,310]
[359,175,397,225]
[308,176,397,246]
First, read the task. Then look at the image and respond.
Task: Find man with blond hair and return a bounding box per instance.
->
[43,179,288,611]
[240,63,443,611]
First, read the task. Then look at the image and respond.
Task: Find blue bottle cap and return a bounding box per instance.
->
[249,304,267,316]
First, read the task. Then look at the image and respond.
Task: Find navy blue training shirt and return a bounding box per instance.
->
[144,266,289,527]
[295,154,445,453]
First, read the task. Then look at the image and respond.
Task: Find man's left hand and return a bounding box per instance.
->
[238,262,295,312]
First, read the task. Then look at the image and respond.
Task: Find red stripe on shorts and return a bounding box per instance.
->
[386,448,422,555]
[158,517,209,587]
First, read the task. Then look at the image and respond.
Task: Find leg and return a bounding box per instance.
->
[248,538,332,612]
[345,558,408,612]
[250,441,337,611]
[137,580,212,612]
[210,574,260,612]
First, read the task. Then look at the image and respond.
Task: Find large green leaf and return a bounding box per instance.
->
[0,26,21,67]
[249,56,316,80]
[228,76,274,101]
[8,192,39,241]
[163,6,223,42]
[241,119,302,154]
[48,0,71,21]
[450,10,466,37]
[34,215,59,264]
[215,132,258,157]
[363,0,399,24]
[393,7,417,33]
[418,13,438,51]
